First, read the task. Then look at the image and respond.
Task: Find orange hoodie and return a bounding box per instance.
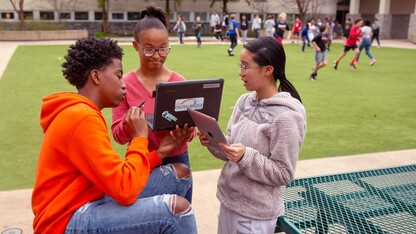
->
[32,92,162,233]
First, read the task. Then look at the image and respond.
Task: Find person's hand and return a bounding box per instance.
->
[219,143,246,163]
[123,106,148,138]
[197,131,210,147]
[157,124,194,159]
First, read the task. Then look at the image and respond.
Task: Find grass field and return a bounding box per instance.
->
[0,41,415,191]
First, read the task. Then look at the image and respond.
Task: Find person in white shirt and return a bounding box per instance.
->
[251,14,262,38]
[264,14,275,37]
[210,10,220,33]
[357,20,376,65]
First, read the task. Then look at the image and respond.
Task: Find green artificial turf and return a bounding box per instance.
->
[0,42,415,190]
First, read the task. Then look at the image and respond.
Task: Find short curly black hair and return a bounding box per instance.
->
[62,37,123,89]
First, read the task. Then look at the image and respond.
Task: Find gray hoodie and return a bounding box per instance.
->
[208,91,307,220]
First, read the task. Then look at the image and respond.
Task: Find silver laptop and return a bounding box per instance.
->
[147,78,224,131]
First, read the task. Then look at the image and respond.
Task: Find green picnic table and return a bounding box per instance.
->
[275,164,416,233]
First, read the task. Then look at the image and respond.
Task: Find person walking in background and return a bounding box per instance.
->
[310,25,328,80]
[274,12,291,44]
[193,16,204,47]
[307,18,317,41]
[333,20,343,39]
[240,14,249,46]
[371,18,381,48]
[333,18,363,70]
[198,36,306,234]
[301,23,310,52]
[264,14,275,37]
[112,5,196,203]
[227,14,240,56]
[173,15,186,44]
[292,16,302,45]
[210,10,220,33]
[357,20,376,65]
[32,37,197,233]
[222,12,229,39]
[251,14,262,39]
[214,19,224,43]
[325,17,335,51]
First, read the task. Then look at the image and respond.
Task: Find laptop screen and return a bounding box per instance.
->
[149,78,224,131]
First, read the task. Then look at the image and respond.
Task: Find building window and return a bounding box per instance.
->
[1,12,14,19]
[40,11,54,20]
[95,12,103,20]
[75,11,88,20]
[194,12,208,21]
[177,12,190,21]
[23,11,33,20]
[60,12,71,20]
[127,12,140,21]
[111,12,124,20]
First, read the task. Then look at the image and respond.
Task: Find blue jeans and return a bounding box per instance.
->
[162,151,192,203]
[196,31,202,46]
[357,38,373,61]
[178,32,184,44]
[65,164,196,234]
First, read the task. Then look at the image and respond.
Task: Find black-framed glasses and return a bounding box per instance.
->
[136,42,171,57]
[238,62,264,75]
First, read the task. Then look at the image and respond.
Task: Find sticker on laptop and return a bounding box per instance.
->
[175,97,204,112]
[162,111,178,122]
[203,83,221,89]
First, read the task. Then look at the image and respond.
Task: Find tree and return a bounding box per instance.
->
[44,0,79,23]
[97,0,109,33]
[9,0,24,30]
[247,0,279,17]
[165,0,182,31]
[309,0,331,20]
[209,0,251,14]
[294,0,310,22]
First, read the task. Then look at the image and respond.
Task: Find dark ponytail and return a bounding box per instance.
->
[279,74,302,103]
[133,4,168,42]
[244,37,302,103]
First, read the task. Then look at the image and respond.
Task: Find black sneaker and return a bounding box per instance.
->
[310,73,317,81]
[350,63,357,69]
[227,49,232,56]
[333,62,338,70]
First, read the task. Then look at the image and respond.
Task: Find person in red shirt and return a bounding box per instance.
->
[111,4,196,203]
[32,37,197,233]
[333,18,364,70]
[292,16,302,45]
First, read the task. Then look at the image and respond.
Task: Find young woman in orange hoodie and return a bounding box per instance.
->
[31,37,197,233]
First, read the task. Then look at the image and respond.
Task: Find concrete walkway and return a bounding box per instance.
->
[1,149,415,233]
[0,38,415,233]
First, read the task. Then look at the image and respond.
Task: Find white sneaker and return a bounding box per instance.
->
[370,59,376,66]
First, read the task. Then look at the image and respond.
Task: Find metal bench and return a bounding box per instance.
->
[275,164,416,233]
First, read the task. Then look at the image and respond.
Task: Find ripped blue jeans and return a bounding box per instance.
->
[65,164,196,234]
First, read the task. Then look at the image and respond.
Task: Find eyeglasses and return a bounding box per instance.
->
[238,62,264,75]
[135,42,171,57]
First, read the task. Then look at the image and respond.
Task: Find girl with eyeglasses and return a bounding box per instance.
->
[111,4,196,203]
[198,37,307,233]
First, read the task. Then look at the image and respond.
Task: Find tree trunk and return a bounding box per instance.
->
[166,0,170,32]
[102,1,108,33]
[18,2,24,31]
[223,0,228,14]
